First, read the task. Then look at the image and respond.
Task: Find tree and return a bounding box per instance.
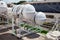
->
[13,1,26,5]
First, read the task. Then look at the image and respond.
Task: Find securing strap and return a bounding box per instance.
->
[20,7,24,16]
[34,13,36,24]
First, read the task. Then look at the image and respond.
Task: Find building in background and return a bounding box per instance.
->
[19,0,60,2]
[35,0,60,2]
[30,0,60,2]
[2,0,60,3]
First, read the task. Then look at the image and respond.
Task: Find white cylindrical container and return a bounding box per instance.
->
[12,5,25,15]
[12,5,20,15]
[17,5,24,14]
[0,1,7,13]
[22,4,36,20]
[35,12,46,25]
[7,8,12,19]
[23,11,35,20]
[0,1,7,7]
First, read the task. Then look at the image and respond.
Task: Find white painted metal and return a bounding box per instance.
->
[11,4,47,38]
[22,4,36,20]
[0,1,8,24]
[35,12,46,25]
[46,18,60,40]
[46,31,60,40]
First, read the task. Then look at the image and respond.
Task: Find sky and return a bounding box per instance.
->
[3,0,21,3]
[2,0,32,3]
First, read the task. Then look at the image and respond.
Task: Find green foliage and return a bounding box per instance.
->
[41,30,48,34]
[36,28,41,33]
[9,20,12,23]
[20,23,48,34]
[13,1,26,5]
[20,23,25,27]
